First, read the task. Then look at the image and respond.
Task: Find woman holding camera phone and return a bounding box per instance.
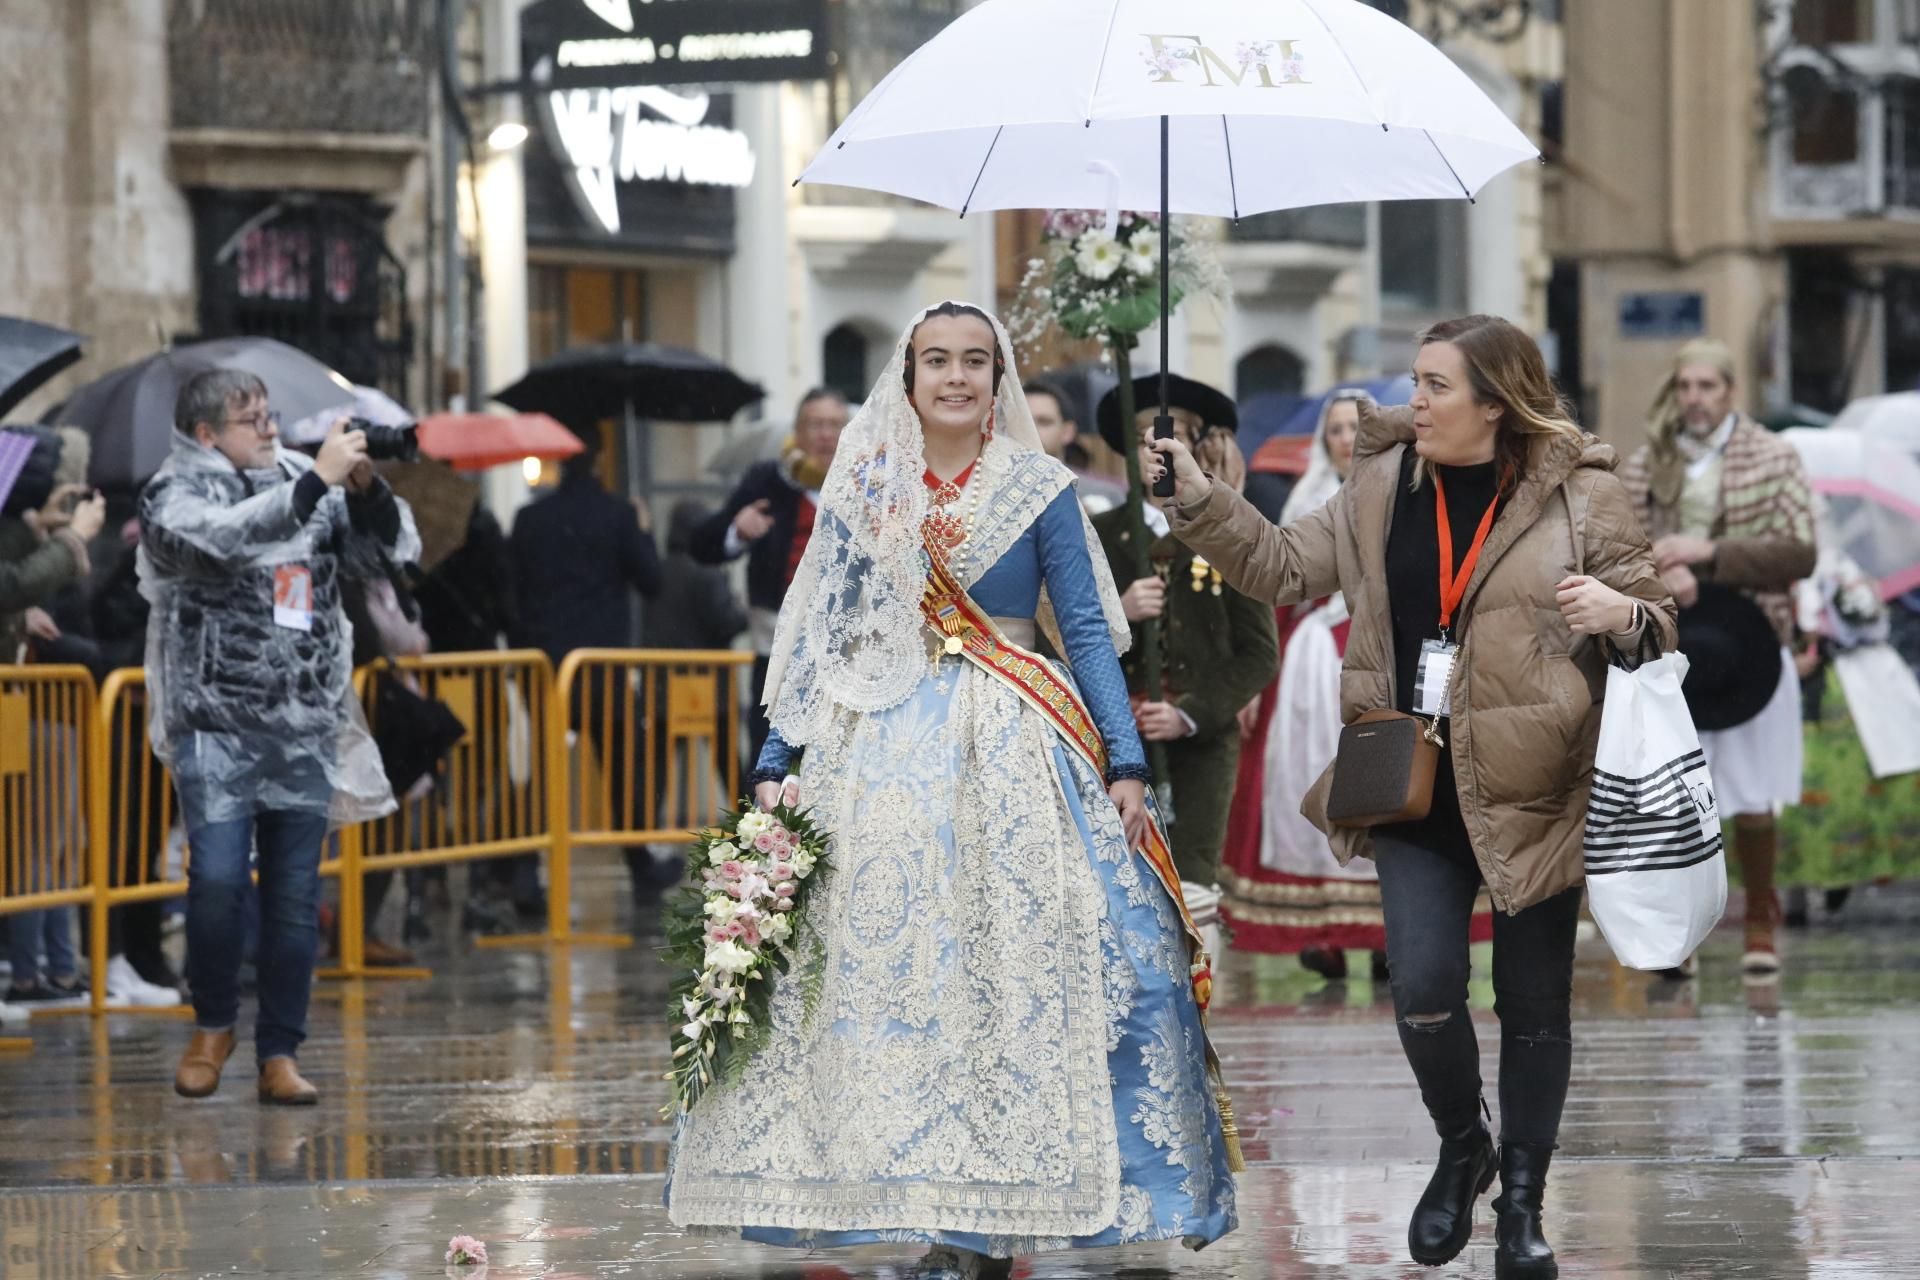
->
[1148,316,1675,1279]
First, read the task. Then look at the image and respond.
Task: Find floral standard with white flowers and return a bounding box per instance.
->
[1006,208,1225,357]
[663,800,832,1115]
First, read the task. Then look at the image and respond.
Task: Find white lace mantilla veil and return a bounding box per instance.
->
[762,302,1130,747]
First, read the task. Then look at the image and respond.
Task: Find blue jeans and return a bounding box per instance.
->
[6,908,77,986]
[184,806,329,1063]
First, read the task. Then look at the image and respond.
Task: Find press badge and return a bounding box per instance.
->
[273,564,314,632]
[1414,638,1457,718]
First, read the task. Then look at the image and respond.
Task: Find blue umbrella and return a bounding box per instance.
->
[1238,375,1414,453]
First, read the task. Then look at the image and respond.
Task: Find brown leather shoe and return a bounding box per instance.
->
[258,1056,319,1106]
[362,936,416,967]
[174,1028,237,1098]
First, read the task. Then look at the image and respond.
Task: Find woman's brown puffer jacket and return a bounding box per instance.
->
[1169,405,1677,913]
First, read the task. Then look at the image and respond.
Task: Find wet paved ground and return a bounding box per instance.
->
[3,863,1918,1277]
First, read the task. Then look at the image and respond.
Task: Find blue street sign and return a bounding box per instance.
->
[1618,291,1706,339]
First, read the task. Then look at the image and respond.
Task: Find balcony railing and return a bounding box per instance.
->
[168,0,434,137]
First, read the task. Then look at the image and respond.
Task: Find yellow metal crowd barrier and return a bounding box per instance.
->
[327,650,554,977]
[508,648,751,950]
[0,647,750,1020]
[81,668,196,1018]
[0,666,96,1049]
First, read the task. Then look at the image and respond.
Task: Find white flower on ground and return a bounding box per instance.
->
[1075,230,1123,281]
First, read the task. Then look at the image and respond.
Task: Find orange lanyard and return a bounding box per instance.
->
[1434,468,1500,637]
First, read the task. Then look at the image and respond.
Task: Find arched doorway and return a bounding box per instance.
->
[1235,343,1306,400]
[823,321,885,403]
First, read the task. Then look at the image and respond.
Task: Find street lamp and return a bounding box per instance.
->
[487,120,529,152]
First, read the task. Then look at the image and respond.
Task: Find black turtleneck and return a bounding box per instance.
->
[1379,450,1507,863]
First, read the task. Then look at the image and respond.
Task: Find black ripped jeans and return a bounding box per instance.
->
[1374,832,1582,1147]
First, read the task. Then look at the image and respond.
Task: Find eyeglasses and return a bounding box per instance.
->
[222,410,282,436]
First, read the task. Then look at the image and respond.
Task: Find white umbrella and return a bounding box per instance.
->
[799,0,1538,218]
[1783,427,1920,601]
[799,0,1538,492]
[1828,392,1920,446]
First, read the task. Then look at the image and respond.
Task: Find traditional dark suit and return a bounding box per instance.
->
[1093,506,1279,884]
[690,458,819,761]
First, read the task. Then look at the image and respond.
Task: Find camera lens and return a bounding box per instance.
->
[357,421,419,463]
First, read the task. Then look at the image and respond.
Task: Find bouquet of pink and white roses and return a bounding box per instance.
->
[663,800,831,1113]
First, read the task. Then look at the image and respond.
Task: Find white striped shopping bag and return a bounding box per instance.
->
[1583,646,1728,970]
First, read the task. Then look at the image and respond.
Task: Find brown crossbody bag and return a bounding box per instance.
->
[1325,709,1445,827]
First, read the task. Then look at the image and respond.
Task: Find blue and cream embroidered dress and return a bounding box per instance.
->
[666,442,1237,1257]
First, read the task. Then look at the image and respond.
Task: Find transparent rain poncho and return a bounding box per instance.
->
[136,432,421,826]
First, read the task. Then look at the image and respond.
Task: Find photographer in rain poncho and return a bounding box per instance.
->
[138,369,419,1106]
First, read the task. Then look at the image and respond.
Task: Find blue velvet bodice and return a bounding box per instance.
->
[754,487,1147,784]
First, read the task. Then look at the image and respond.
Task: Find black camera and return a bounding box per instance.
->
[350,418,419,462]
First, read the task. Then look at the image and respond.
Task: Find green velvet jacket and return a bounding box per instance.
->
[1091,505,1278,882]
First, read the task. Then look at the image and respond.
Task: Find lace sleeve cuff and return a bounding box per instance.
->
[1104,762,1152,786]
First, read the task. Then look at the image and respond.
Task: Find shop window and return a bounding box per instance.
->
[1888,267,1920,394]
[1235,344,1306,401]
[191,192,412,402]
[1380,200,1467,316]
[528,264,651,362]
[1887,77,1920,210]
[1793,0,1873,45]
[1788,249,1859,412]
[1785,66,1862,165]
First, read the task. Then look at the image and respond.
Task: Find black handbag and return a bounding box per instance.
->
[369,665,466,796]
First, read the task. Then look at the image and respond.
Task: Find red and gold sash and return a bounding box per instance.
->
[919,543,1214,1011]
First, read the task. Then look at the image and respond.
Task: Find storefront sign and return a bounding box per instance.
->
[537,83,756,233]
[523,0,830,90]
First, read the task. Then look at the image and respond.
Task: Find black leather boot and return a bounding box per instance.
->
[1407,1105,1496,1266]
[1493,1142,1559,1279]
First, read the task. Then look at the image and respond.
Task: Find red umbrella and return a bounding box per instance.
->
[414,411,583,472]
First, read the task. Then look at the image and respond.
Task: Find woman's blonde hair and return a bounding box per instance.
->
[1647,337,1736,448]
[1414,314,1585,488]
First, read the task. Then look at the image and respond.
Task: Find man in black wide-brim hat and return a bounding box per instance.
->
[1091,373,1278,887]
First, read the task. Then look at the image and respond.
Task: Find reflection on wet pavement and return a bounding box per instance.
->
[2,863,1918,1276]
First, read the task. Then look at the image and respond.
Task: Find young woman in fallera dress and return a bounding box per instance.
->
[666,303,1237,1279]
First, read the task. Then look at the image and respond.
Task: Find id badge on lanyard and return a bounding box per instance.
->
[1415,637,1457,718]
[1424,468,1501,720]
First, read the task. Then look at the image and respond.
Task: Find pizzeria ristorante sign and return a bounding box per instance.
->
[528,0,830,91]
[523,0,828,237]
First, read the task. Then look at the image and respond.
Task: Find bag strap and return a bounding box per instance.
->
[1561,479,1588,576]
[1565,478,1660,671]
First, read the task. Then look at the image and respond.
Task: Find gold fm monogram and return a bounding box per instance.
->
[1143,34,1307,88]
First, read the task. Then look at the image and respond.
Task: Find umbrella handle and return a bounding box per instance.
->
[1086,161,1121,237]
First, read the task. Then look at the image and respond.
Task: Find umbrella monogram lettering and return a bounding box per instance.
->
[1141,34,1307,87]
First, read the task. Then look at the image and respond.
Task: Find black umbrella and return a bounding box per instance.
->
[52,337,356,486]
[492,343,764,426]
[0,317,85,420]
